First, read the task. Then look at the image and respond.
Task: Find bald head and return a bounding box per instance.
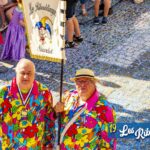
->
[16,58,36,90]
[16,58,35,73]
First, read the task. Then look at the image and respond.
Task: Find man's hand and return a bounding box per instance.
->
[54,102,64,113]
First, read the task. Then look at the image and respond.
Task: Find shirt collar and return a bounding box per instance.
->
[8,78,39,98]
[86,90,100,111]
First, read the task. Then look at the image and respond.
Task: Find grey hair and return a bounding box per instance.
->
[15,58,36,72]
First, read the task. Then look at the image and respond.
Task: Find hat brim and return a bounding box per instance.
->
[70,76,100,82]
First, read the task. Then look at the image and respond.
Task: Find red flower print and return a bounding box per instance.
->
[31,81,38,95]
[1,99,12,113]
[18,147,28,150]
[96,131,101,136]
[2,122,8,134]
[60,143,67,150]
[49,121,55,128]
[66,124,77,137]
[101,131,111,143]
[84,116,97,128]
[23,124,38,138]
[46,135,52,141]
[39,109,45,122]
[95,106,114,123]
[8,78,18,97]
[43,90,51,102]
[32,102,39,107]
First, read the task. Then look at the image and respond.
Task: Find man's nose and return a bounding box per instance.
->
[80,82,86,87]
[23,74,29,79]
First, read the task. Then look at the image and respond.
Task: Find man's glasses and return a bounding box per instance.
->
[75,79,93,85]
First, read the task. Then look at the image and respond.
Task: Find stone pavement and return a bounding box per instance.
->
[0,0,150,149]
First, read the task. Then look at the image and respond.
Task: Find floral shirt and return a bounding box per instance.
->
[0,78,55,150]
[60,90,116,150]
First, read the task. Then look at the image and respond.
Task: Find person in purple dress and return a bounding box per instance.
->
[1,0,26,61]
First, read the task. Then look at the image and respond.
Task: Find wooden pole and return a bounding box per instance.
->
[57,0,66,148]
[57,58,64,150]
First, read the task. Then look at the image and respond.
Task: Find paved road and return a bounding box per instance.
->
[0,0,150,149]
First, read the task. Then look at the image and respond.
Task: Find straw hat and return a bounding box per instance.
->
[133,0,144,4]
[70,68,100,82]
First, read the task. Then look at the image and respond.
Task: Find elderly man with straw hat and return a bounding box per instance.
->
[60,68,116,150]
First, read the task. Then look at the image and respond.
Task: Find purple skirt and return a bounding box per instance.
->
[1,22,26,61]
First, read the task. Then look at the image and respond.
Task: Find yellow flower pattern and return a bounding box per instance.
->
[75,135,88,147]
[61,90,116,150]
[0,79,56,149]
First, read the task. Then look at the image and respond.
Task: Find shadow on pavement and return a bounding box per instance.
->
[99,80,121,88]
[110,102,150,123]
[97,50,150,81]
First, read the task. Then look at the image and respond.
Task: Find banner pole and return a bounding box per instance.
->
[57,0,66,149]
[57,58,64,150]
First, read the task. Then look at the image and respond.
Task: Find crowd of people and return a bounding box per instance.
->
[65,0,113,48]
[0,0,114,59]
[1,0,143,55]
[0,0,145,58]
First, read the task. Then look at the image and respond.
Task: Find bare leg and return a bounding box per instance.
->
[72,16,80,37]
[94,0,100,17]
[81,4,87,16]
[103,0,111,17]
[66,18,74,42]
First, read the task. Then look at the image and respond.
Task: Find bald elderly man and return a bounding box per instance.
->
[0,58,63,150]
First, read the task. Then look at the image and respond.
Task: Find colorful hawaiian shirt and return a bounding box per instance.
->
[0,78,56,150]
[60,90,116,150]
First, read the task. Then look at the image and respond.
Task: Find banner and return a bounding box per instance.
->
[108,123,150,139]
[22,0,66,62]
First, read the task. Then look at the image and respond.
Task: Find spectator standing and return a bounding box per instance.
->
[80,0,88,16]
[0,0,26,61]
[94,0,111,24]
[65,0,83,48]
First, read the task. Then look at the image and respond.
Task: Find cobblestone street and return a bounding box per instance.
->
[0,0,150,149]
